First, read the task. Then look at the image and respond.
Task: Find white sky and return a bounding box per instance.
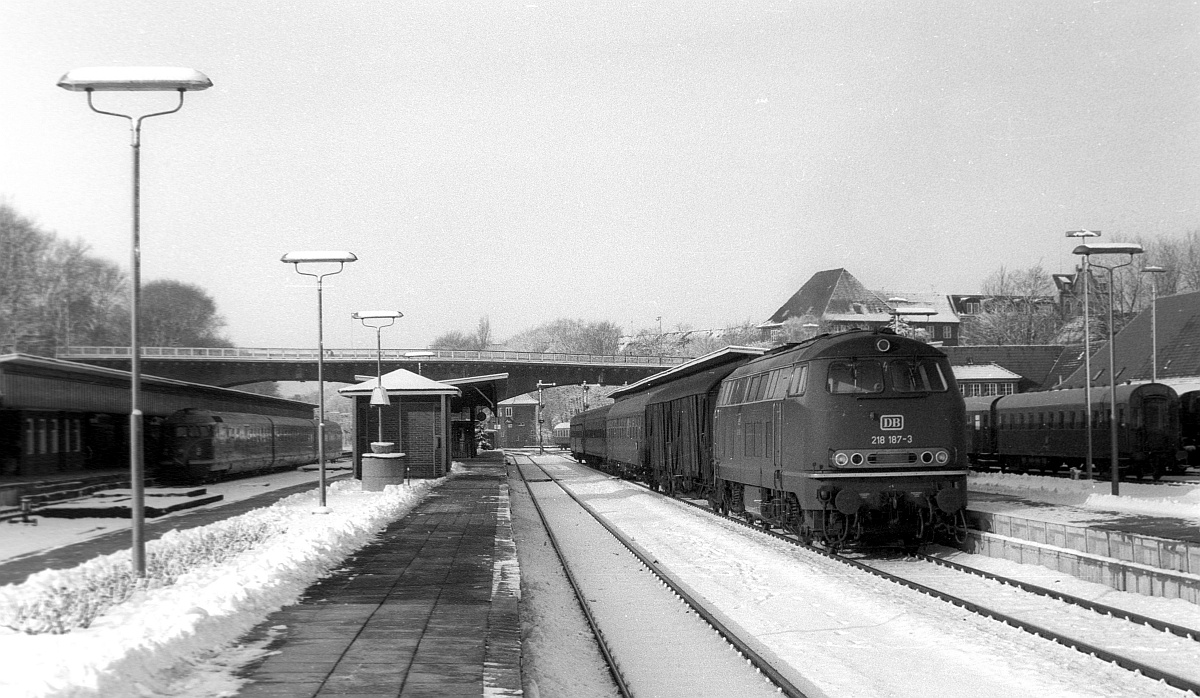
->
[2,1,1198,349]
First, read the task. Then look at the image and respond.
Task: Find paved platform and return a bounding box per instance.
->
[233,461,522,697]
[966,488,1200,603]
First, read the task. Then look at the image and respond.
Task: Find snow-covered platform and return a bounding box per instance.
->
[233,459,522,697]
[34,487,223,519]
[967,487,1200,603]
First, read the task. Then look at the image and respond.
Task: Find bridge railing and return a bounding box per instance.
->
[57,346,690,367]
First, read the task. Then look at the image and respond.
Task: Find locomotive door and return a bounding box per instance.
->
[771,401,782,490]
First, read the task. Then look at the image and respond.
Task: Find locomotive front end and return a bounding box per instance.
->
[713,329,968,549]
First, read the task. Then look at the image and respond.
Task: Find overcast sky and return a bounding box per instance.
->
[2,1,1197,350]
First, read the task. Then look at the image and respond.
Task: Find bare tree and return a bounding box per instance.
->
[961,263,1064,345]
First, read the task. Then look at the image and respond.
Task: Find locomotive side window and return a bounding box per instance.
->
[787,365,808,396]
[827,361,883,394]
[771,367,792,399]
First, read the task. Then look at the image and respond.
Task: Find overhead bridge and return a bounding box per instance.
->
[56,347,687,399]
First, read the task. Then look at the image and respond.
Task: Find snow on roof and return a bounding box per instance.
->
[952,363,1022,381]
[338,368,460,396]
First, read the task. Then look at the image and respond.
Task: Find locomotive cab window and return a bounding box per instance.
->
[827,360,884,394]
[888,359,949,393]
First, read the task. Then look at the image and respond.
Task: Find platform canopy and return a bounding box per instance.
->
[339,368,461,397]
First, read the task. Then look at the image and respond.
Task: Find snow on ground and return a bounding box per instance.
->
[970,470,1200,522]
[0,468,447,698]
[0,465,355,565]
[3,465,1200,697]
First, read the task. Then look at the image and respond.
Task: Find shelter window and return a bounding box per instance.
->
[51,419,59,454]
[25,419,35,455]
[827,360,884,394]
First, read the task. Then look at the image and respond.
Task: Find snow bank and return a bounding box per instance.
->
[0,475,446,698]
[969,471,1200,522]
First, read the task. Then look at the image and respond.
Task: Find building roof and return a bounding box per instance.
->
[873,290,960,325]
[951,363,1022,381]
[940,345,1072,390]
[1057,289,1200,388]
[759,268,894,328]
[338,368,461,397]
[497,393,540,406]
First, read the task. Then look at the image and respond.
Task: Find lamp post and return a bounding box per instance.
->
[1142,266,1166,382]
[405,350,435,376]
[58,66,212,576]
[536,380,556,453]
[1067,230,1102,479]
[581,381,591,412]
[353,311,403,443]
[282,251,358,509]
[1073,242,1144,495]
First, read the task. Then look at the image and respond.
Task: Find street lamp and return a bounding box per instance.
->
[58,66,212,576]
[536,380,556,453]
[1073,241,1144,495]
[282,251,358,510]
[1067,229,1102,479]
[1142,266,1167,382]
[352,310,403,443]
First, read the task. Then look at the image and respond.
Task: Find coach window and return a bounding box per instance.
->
[51,419,59,453]
[25,418,35,455]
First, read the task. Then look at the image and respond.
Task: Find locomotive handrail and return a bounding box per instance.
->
[57,346,690,367]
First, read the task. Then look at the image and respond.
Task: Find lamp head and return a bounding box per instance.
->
[1072,243,1144,256]
[353,310,403,320]
[58,67,212,92]
[1143,265,1167,273]
[1066,229,1102,239]
[281,251,358,264]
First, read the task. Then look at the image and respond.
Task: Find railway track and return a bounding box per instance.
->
[595,461,1200,695]
[509,453,816,698]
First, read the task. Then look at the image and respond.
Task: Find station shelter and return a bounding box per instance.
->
[339,369,475,479]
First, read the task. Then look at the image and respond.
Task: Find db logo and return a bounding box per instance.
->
[880,415,904,431]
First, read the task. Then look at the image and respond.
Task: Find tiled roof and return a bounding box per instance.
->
[760,269,892,327]
[941,345,1072,391]
[1057,290,1200,388]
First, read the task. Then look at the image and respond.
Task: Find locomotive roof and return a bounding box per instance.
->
[608,346,765,400]
[730,329,947,376]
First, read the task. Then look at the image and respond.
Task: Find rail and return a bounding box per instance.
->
[57,346,690,367]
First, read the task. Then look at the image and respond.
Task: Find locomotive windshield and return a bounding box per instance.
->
[827,360,884,394]
[888,358,949,393]
[827,358,949,395]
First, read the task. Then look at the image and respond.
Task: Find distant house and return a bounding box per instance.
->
[951,363,1021,397]
[759,268,961,345]
[496,393,540,448]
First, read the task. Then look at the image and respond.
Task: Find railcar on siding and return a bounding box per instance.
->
[966,383,1183,478]
[159,408,342,483]
[570,404,611,465]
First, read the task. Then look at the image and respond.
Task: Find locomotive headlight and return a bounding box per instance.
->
[833,452,850,466]
[935,450,949,464]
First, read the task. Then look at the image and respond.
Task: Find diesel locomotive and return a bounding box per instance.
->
[159,408,343,483]
[570,329,969,548]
